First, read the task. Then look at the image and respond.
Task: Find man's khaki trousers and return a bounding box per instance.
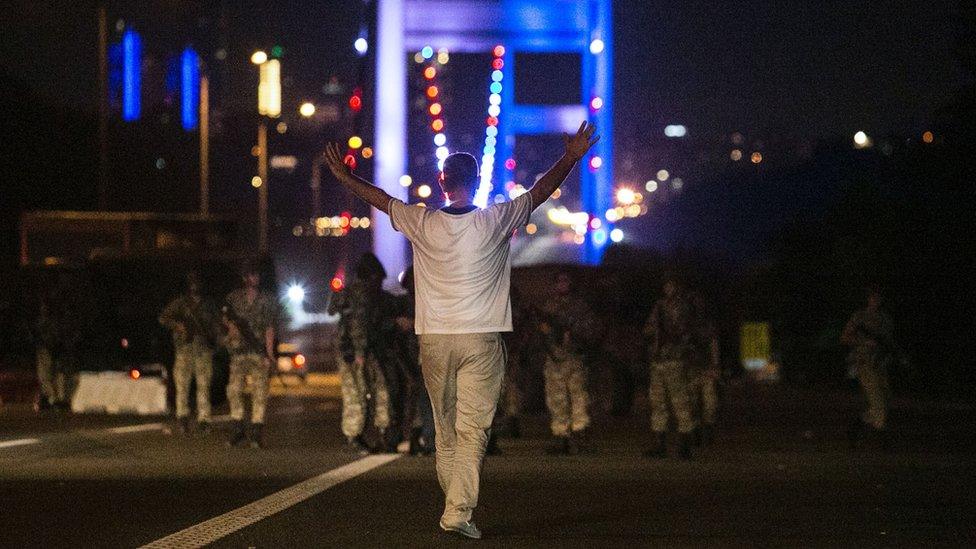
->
[420,333,506,524]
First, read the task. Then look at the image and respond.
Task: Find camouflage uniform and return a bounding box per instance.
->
[328,280,396,439]
[34,302,67,406]
[690,313,720,427]
[224,288,280,424]
[159,295,219,422]
[644,293,696,434]
[540,294,592,437]
[844,308,894,429]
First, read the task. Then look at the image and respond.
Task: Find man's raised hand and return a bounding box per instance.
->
[563,121,600,161]
[325,142,352,180]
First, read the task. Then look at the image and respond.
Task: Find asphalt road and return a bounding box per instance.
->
[1,380,974,548]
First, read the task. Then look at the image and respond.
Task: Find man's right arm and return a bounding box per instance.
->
[324,142,394,214]
[527,121,599,211]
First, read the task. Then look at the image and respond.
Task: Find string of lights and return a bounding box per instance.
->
[476,44,505,208]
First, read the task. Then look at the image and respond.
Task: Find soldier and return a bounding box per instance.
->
[689,292,720,447]
[223,261,280,449]
[393,266,436,455]
[539,272,593,455]
[34,289,66,410]
[643,274,696,459]
[328,253,396,454]
[159,271,219,434]
[841,286,895,449]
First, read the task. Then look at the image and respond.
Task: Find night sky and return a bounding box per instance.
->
[0,0,962,266]
[2,1,956,137]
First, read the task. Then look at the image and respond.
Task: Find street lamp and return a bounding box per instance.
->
[299,102,316,117]
[253,51,281,252]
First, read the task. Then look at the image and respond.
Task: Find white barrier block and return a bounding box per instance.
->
[71,371,168,415]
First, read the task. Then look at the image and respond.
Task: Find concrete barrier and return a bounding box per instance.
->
[71,371,168,415]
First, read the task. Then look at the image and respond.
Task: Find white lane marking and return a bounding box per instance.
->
[139,453,402,549]
[0,438,40,449]
[104,422,166,434]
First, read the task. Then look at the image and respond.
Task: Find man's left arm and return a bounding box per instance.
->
[324,142,394,214]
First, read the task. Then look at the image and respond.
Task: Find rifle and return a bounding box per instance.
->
[180,300,217,347]
[221,304,266,356]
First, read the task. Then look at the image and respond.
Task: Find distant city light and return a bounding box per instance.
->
[590,97,604,111]
[250,50,268,65]
[589,156,603,170]
[922,131,934,144]
[672,178,684,190]
[429,103,442,116]
[610,228,624,243]
[421,46,434,59]
[616,188,636,205]
[590,218,602,230]
[330,277,344,292]
[730,149,743,161]
[287,284,305,303]
[664,125,687,138]
[251,176,262,188]
[437,49,450,64]
[354,38,368,55]
[853,131,870,148]
[155,158,166,170]
[122,30,142,122]
[525,223,538,235]
[276,122,288,134]
[426,85,439,98]
[424,67,437,79]
[751,151,763,164]
[399,175,412,187]
[418,184,432,198]
[434,133,446,146]
[656,169,670,181]
[645,180,658,192]
[414,52,425,64]
[348,135,363,149]
[493,45,505,57]
[592,228,608,245]
[589,39,605,54]
[731,132,744,145]
[431,119,444,131]
[299,102,316,117]
[491,70,503,82]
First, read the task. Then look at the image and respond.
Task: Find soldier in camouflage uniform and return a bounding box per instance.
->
[223,262,280,448]
[34,292,66,410]
[393,266,436,455]
[841,286,895,449]
[689,292,720,447]
[643,275,696,459]
[328,253,396,454]
[539,272,593,455]
[159,272,219,434]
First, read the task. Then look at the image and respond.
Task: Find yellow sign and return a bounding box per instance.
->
[740,322,771,371]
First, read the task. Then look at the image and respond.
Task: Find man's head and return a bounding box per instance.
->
[355,252,387,288]
[185,271,202,296]
[866,285,883,310]
[241,261,261,289]
[555,272,573,296]
[439,152,479,202]
[662,271,682,297]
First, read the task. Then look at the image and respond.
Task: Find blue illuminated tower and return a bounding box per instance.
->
[375,0,613,274]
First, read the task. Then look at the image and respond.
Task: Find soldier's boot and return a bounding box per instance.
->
[408,427,423,456]
[571,428,591,453]
[347,435,371,455]
[847,419,863,449]
[508,416,522,439]
[177,416,191,435]
[196,421,212,434]
[545,436,571,455]
[678,432,694,460]
[248,423,265,449]
[874,427,892,452]
[643,432,667,459]
[227,421,247,447]
[700,424,715,447]
[485,432,502,456]
[565,435,580,456]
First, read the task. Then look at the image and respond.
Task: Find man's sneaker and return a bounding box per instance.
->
[347,435,371,455]
[248,423,264,449]
[440,519,482,540]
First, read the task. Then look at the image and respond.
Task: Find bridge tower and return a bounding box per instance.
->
[374,0,613,276]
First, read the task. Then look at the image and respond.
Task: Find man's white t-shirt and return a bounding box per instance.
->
[388,193,534,335]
